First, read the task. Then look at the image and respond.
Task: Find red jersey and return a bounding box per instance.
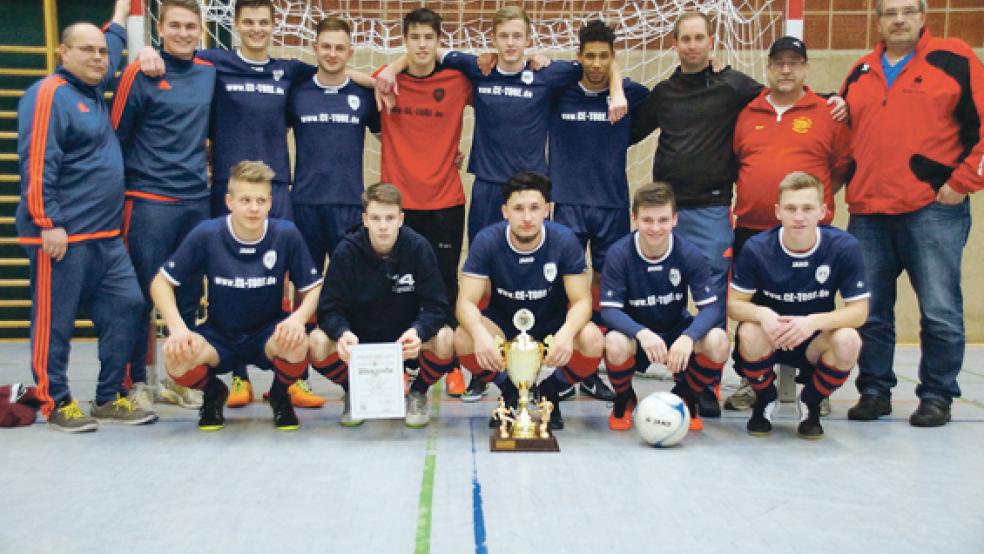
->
[378,65,472,210]
[733,88,851,230]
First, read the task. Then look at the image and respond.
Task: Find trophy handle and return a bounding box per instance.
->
[494,335,505,356]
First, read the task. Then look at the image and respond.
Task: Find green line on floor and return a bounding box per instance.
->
[414,386,441,554]
[897,374,984,410]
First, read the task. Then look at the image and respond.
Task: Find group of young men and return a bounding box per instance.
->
[16,0,982,438]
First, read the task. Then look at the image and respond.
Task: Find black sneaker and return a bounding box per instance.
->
[199,380,229,432]
[269,392,300,431]
[796,400,824,440]
[462,378,489,403]
[537,378,565,430]
[746,398,779,436]
[557,384,576,401]
[847,394,892,421]
[909,398,951,427]
[578,373,616,402]
[612,389,638,419]
[696,388,721,418]
[548,402,564,430]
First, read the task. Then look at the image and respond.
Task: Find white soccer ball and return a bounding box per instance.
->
[634,391,690,447]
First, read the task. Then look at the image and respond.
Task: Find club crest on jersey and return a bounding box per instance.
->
[272,69,284,81]
[815,264,830,284]
[543,262,557,283]
[433,87,445,102]
[263,250,277,270]
[669,268,681,287]
[792,117,812,134]
[521,70,534,85]
[348,95,360,111]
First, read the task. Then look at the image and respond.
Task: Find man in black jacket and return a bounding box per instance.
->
[309,183,454,428]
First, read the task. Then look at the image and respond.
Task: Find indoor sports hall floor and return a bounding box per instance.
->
[1,343,981,553]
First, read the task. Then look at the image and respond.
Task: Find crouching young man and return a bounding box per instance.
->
[454,172,604,430]
[729,171,869,439]
[309,183,455,428]
[600,182,729,432]
[150,161,323,431]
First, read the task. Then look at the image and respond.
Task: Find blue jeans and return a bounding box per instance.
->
[675,205,733,329]
[847,199,971,404]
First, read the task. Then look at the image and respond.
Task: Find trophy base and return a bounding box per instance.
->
[489,431,560,452]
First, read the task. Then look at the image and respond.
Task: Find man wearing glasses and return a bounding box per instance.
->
[840,0,984,427]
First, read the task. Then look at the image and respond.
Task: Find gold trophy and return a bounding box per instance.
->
[490,309,560,452]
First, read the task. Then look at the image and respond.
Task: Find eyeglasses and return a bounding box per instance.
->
[768,59,806,70]
[879,7,922,20]
[68,45,109,56]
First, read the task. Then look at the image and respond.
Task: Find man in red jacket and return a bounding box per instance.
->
[840,0,984,427]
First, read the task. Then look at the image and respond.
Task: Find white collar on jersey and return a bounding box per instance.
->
[578,82,609,96]
[225,215,269,245]
[236,48,271,66]
[312,74,350,92]
[779,227,822,258]
[634,231,673,264]
[505,224,546,255]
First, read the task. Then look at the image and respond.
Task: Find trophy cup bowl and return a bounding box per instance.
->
[490,309,560,452]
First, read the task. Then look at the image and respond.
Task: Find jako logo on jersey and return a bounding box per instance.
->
[815,264,830,284]
[792,117,812,134]
[348,95,360,111]
[669,268,681,287]
[263,250,277,270]
[433,87,445,102]
[543,263,557,282]
[521,70,534,85]
[158,80,172,91]
[272,69,284,81]
[76,101,89,113]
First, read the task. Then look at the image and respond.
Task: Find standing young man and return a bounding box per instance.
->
[549,20,650,402]
[729,172,869,439]
[454,172,604,430]
[310,183,454,428]
[839,0,984,427]
[112,0,215,415]
[150,161,323,431]
[375,8,473,396]
[16,1,155,432]
[600,183,729,432]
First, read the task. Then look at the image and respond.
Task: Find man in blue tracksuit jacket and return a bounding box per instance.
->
[309,183,454,428]
[16,1,154,432]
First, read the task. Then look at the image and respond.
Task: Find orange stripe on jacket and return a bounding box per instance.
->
[27,76,66,229]
[124,190,180,203]
[111,62,141,129]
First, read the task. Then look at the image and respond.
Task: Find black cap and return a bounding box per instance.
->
[769,36,807,60]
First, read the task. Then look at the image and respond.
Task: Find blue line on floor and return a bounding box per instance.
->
[469,418,488,554]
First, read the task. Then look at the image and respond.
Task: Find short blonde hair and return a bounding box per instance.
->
[492,6,531,35]
[228,160,274,195]
[777,171,824,203]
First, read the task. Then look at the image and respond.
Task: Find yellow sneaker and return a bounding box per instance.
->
[226,376,253,408]
[289,380,326,409]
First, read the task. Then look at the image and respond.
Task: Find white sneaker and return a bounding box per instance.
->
[127,382,155,412]
[405,390,430,428]
[340,394,364,427]
[724,378,757,410]
[819,396,831,417]
[637,363,673,381]
[158,378,203,409]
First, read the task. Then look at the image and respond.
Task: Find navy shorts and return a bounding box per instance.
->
[553,203,630,271]
[196,320,279,374]
[629,320,690,372]
[293,203,362,271]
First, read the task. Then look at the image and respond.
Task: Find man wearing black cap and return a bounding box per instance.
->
[726,36,853,412]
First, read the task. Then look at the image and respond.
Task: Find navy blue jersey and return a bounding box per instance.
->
[600,231,717,336]
[549,79,649,208]
[197,49,313,188]
[112,51,214,201]
[162,217,322,337]
[288,76,380,205]
[731,225,870,316]
[441,52,581,184]
[462,221,586,327]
